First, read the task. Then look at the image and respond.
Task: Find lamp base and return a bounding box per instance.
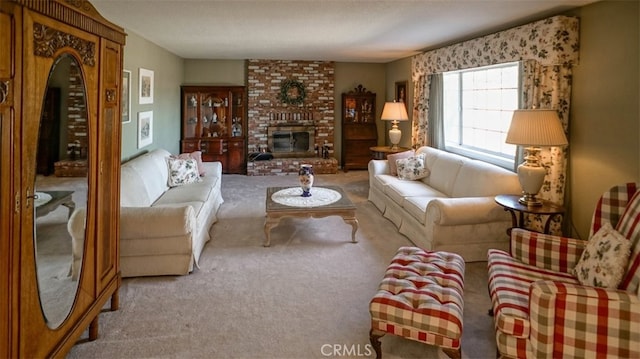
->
[389,121,401,150]
[518,193,542,207]
[516,147,546,207]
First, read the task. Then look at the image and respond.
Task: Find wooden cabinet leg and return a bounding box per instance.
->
[369,329,384,359]
[88,317,99,341]
[442,348,461,359]
[111,287,119,311]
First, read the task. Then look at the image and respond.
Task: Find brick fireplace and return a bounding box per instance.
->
[246,59,337,175]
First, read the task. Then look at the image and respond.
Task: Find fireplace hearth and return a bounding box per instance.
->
[267,125,315,158]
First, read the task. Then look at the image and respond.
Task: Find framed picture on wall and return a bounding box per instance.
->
[139,68,154,104]
[395,81,407,108]
[122,70,131,123]
[137,110,153,148]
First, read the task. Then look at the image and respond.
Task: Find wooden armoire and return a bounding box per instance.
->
[0,1,125,357]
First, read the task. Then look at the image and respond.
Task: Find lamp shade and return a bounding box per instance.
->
[505,109,568,146]
[381,102,409,122]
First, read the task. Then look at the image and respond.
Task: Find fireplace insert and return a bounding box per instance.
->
[267,125,315,158]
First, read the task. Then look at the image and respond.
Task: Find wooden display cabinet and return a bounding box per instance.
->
[180,85,246,174]
[342,85,377,171]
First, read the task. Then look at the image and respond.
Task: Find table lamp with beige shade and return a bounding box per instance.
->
[381,101,409,150]
[505,108,568,206]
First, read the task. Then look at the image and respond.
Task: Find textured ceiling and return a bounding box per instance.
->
[92,0,595,63]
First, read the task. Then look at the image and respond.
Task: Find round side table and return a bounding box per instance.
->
[369,146,410,160]
[495,194,565,235]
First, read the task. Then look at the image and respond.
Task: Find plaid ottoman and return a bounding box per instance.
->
[369,247,465,359]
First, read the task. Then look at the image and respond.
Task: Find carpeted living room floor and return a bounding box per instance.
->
[67,170,497,359]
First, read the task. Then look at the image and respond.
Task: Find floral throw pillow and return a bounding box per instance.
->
[176,151,205,176]
[396,154,430,180]
[167,157,202,187]
[573,222,631,289]
[386,150,415,176]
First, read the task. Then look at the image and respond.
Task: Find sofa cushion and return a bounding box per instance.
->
[385,178,440,207]
[372,174,400,194]
[120,164,154,207]
[573,222,631,289]
[155,183,212,206]
[423,150,465,196]
[387,149,415,176]
[451,160,521,198]
[121,149,171,205]
[167,157,201,187]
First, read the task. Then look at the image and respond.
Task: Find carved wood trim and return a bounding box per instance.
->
[346,84,375,96]
[105,88,116,103]
[33,23,96,66]
[14,0,126,44]
[0,80,9,104]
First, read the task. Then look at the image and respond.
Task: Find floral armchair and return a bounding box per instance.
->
[487,183,640,358]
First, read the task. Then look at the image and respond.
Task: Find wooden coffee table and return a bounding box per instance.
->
[264,186,358,247]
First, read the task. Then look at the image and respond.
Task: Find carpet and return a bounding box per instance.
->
[67,170,496,359]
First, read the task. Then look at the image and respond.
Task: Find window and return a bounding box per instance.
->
[443,62,519,169]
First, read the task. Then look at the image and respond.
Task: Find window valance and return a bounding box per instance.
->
[412,15,579,80]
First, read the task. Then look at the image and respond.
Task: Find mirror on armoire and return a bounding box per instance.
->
[34,53,88,329]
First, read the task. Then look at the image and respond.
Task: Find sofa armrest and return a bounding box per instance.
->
[201,161,222,178]
[368,159,390,175]
[510,228,587,273]
[120,206,196,239]
[529,281,640,358]
[426,197,508,225]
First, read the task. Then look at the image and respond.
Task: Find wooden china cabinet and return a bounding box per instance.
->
[1,0,125,357]
[180,85,247,174]
[342,85,377,171]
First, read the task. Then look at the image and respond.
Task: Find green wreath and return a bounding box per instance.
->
[279,79,306,105]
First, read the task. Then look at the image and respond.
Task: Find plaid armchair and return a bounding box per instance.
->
[487,183,640,358]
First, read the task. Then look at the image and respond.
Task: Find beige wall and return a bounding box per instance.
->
[333,63,386,165]
[565,0,639,238]
[121,31,184,161]
[385,57,413,149]
[183,59,245,85]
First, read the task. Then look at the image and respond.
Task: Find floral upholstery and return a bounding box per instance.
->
[487,183,640,358]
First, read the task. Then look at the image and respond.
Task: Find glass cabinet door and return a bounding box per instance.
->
[183,91,199,138]
[202,92,228,138]
[231,89,244,137]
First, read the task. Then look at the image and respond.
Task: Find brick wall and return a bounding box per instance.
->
[246,59,335,175]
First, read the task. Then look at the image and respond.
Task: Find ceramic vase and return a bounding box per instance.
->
[298,164,314,197]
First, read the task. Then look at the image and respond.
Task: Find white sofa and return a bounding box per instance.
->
[368,146,521,262]
[70,148,224,278]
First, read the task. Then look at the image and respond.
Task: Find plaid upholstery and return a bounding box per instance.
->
[590,183,638,237]
[370,247,465,350]
[510,229,587,273]
[487,183,640,359]
[529,281,640,358]
[618,190,640,293]
[487,249,579,338]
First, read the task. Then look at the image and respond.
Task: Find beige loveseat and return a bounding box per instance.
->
[368,146,520,262]
[70,148,224,278]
